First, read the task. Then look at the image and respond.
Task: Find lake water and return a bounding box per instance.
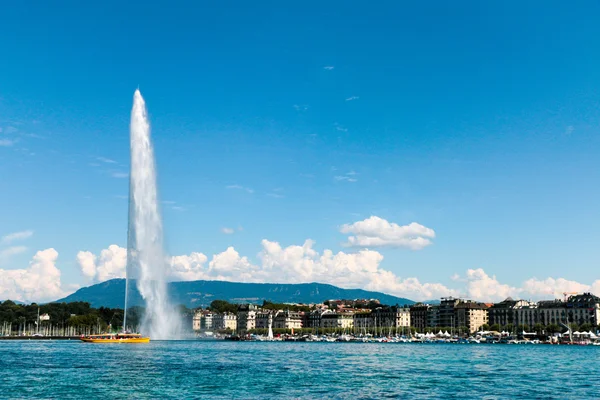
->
[1,340,599,399]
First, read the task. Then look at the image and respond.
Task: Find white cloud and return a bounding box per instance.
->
[520,277,595,300]
[0,248,67,303]
[111,172,129,179]
[76,245,127,283]
[293,104,309,111]
[0,139,16,147]
[340,216,435,250]
[226,184,254,194]
[448,270,600,302]
[221,227,235,234]
[0,246,28,260]
[345,96,359,101]
[565,125,574,135]
[464,268,516,301]
[75,241,456,300]
[334,175,357,183]
[170,252,209,281]
[2,230,33,244]
[324,66,334,70]
[97,157,117,164]
[266,193,285,198]
[9,239,599,304]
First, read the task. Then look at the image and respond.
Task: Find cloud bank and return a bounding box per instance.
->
[1,217,598,303]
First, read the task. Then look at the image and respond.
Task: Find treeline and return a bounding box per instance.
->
[206,300,313,313]
[205,299,405,314]
[0,301,195,335]
[0,300,143,333]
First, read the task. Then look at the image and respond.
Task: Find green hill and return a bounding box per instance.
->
[55,279,415,308]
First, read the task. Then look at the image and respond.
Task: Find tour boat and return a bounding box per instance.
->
[80,333,150,343]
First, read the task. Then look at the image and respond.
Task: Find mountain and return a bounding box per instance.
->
[0,299,24,305]
[55,279,415,308]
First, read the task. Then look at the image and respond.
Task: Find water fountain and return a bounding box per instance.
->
[123,89,180,339]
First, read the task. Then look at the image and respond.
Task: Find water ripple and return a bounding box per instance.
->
[1,341,599,399]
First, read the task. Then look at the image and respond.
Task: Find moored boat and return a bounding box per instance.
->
[80,333,150,343]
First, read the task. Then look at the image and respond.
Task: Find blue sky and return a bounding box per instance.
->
[1,1,600,302]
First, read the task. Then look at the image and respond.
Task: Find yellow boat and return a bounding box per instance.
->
[80,333,150,343]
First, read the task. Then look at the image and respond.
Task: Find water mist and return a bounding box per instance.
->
[124,89,180,339]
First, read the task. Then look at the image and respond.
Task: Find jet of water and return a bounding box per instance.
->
[124,89,180,339]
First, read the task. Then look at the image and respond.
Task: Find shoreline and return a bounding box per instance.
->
[0,336,80,341]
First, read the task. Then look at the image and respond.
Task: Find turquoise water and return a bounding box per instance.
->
[1,341,599,399]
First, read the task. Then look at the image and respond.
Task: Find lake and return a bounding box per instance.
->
[1,340,598,399]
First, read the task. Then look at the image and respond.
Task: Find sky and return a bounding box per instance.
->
[1,1,600,303]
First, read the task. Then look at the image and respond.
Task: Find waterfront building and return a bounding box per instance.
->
[489,298,536,327]
[255,310,274,330]
[536,300,567,326]
[192,310,214,331]
[566,293,600,326]
[237,304,259,333]
[371,307,411,328]
[213,312,237,331]
[427,305,440,328]
[409,304,431,331]
[514,303,538,328]
[305,309,327,329]
[454,301,489,333]
[193,311,201,331]
[321,311,354,329]
[353,312,372,331]
[273,310,303,330]
[439,297,461,327]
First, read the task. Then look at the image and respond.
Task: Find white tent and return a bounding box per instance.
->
[444,331,451,337]
[437,330,444,337]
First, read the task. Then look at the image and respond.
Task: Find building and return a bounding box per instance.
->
[213,312,237,332]
[273,310,303,330]
[255,311,274,330]
[536,300,567,326]
[237,304,259,332]
[566,293,600,326]
[454,301,489,334]
[192,310,214,331]
[489,298,536,327]
[321,311,354,329]
[427,305,440,328]
[514,302,538,328]
[439,297,461,327]
[370,307,411,328]
[305,309,327,329]
[409,304,431,331]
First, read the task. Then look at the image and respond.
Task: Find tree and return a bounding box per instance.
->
[579,323,592,332]
[208,300,238,314]
[533,323,544,334]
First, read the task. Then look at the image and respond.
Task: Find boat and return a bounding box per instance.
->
[80,333,150,343]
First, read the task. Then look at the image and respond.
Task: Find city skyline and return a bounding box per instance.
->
[2,2,600,303]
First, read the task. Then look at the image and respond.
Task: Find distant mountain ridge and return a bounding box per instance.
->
[55,279,415,308]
